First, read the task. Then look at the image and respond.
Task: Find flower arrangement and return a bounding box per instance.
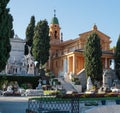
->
[57,92,120,99]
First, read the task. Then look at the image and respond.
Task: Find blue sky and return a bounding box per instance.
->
[8,0,120,47]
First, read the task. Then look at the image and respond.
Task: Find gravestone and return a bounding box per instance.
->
[98,69,117,93]
[36,79,42,89]
[103,70,112,89]
[86,76,93,91]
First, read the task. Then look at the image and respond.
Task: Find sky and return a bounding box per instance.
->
[8,0,120,47]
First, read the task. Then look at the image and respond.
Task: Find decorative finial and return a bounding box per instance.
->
[92,24,97,30]
[54,9,56,17]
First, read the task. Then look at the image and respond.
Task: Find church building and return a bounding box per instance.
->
[48,12,114,77]
[4,12,114,77]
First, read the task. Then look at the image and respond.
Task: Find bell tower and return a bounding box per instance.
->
[49,10,61,44]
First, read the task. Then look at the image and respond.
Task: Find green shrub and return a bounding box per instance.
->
[72,77,80,85]
[0,75,40,89]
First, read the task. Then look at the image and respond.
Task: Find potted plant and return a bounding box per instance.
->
[101,100,106,105]
[116,99,120,104]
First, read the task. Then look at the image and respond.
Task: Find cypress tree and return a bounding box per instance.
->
[25,16,35,55]
[0,0,14,71]
[32,19,50,69]
[114,35,120,79]
[84,32,102,82]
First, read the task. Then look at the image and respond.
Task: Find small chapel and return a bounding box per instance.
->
[47,12,114,77]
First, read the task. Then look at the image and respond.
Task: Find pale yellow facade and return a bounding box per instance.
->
[47,15,114,76]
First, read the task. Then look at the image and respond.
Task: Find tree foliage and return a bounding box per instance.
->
[32,19,50,69]
[84,32,102,82]
[0,0,14,72]
[25,16,35,55]
[114,35,120,79]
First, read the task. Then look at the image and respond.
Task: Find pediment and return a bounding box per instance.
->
[79,29,111,44]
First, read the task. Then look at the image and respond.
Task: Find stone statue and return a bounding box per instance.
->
[6,85,13,93]
[36,79,42,89]
[86,76,93,91]
[25,45,35,75]
[69,72,73,80]
[103,69,112,89]
[103,70,108,88]
[98,69,113,93]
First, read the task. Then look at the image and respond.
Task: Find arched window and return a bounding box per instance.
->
[54,31,57,39]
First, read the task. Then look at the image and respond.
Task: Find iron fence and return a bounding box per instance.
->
[26,95,120,113]
[26,96,79,113]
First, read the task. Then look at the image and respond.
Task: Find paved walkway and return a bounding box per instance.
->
[84,105,120,113]
[1,96,120,113]
[0,96,29,113]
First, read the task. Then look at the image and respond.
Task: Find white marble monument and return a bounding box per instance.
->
[4,35,35,76]
[36,79,42,89]
[86,76,93,91]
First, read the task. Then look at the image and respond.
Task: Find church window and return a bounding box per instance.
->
[56,53,58,57]
[54,31,57,39]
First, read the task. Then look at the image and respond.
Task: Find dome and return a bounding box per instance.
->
[51,16,59,25]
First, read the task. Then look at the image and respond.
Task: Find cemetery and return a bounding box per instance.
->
[24,68,120,113]
[1,1,120,112]
[1,67,120,113]
[1,67,120,97]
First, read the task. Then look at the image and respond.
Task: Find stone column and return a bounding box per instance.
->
[63,57,67,73]
[105,58,108,68]
[73,54,76,74]
[67,56,69,73]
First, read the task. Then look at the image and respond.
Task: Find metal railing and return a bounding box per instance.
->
[26,95,120,113]
[26,96,79,113]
